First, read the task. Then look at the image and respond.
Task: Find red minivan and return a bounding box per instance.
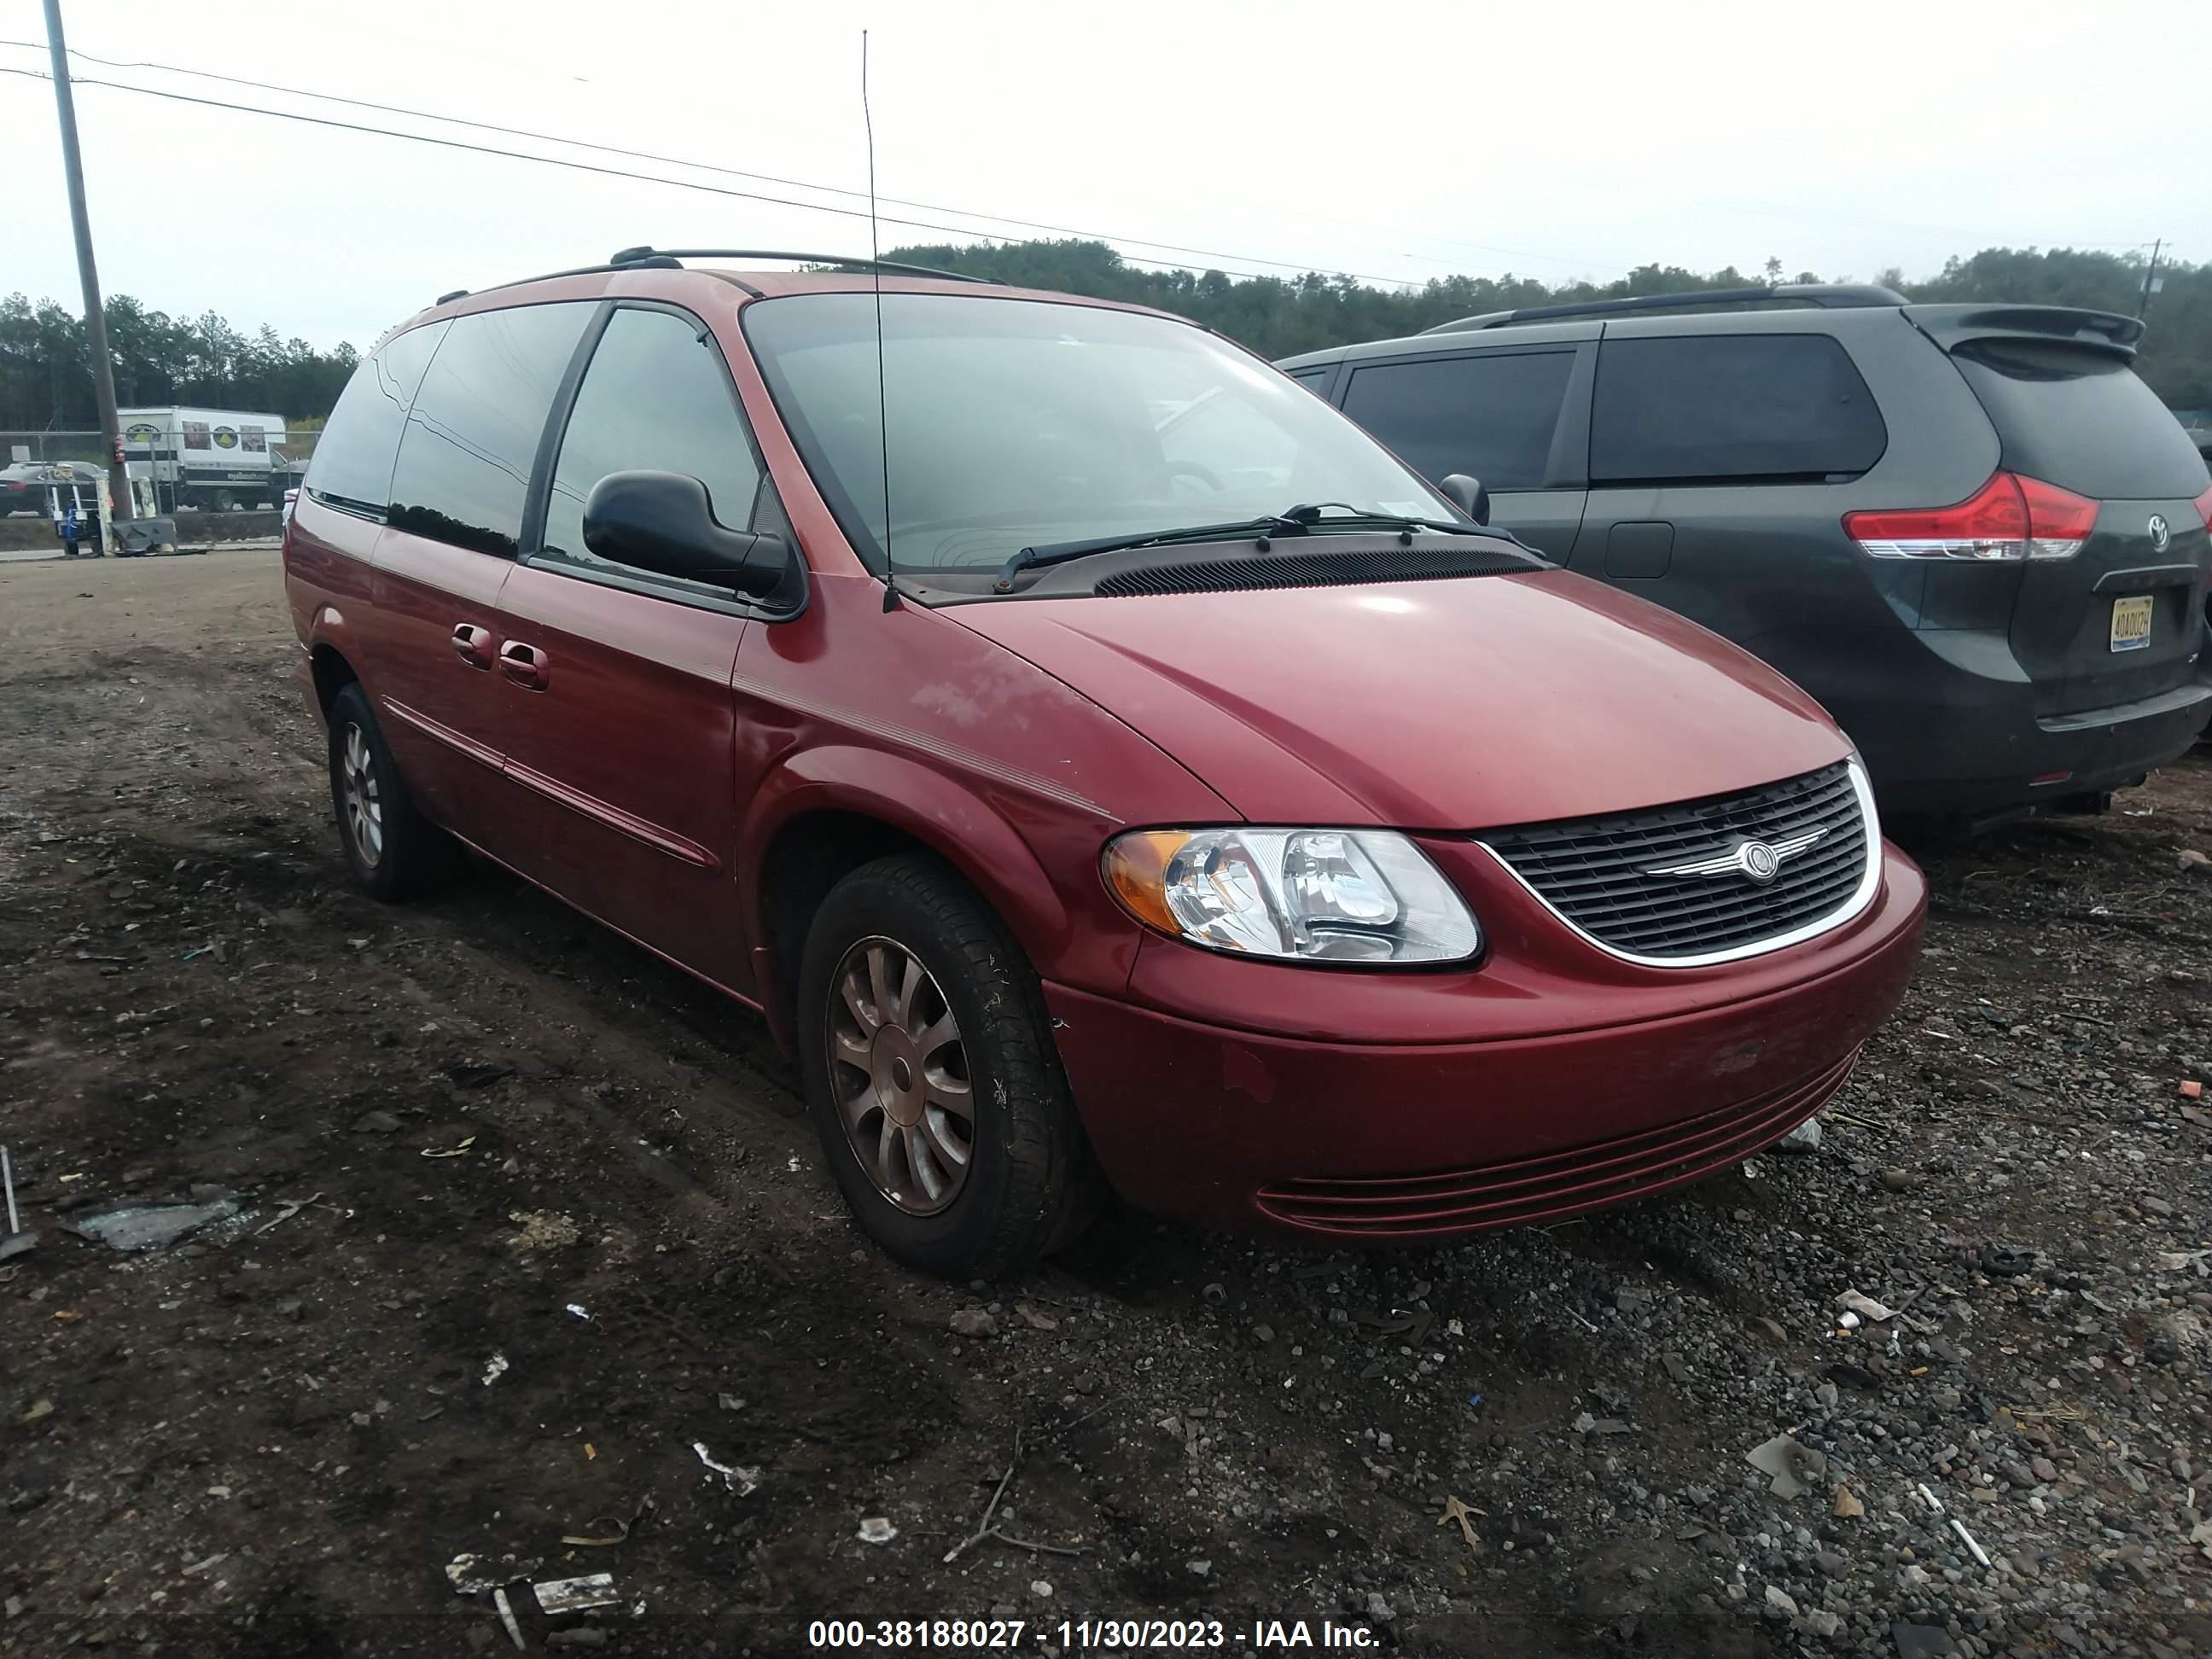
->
[284,251,1927,1277]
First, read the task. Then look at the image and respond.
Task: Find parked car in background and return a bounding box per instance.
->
[285,252,1924,1277]
[1282,287,2212,833]
[1,462,50,515]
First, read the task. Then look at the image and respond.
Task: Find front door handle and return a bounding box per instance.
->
[499,640,548,690]
[451,624,495,669]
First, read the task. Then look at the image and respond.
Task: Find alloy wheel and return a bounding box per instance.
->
[339,723,384,867]
[826,935,975,1214]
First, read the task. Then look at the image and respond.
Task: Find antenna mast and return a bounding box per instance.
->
[863,31,899,611]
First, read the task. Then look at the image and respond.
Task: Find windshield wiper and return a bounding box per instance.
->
[991,502,1476,592]
[1280,501,1469,536]
[993,512,1302,591]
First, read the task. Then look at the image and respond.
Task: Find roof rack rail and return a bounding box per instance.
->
[434,288,470,306]
[608,247,1003,284]
[465,257,684,299]
[442,247,1003,308]
[1420,282,1909,335]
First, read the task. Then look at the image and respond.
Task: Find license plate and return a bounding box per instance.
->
[2110,595,2154,653]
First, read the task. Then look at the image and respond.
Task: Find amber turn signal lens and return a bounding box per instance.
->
[1102,830,1191,934]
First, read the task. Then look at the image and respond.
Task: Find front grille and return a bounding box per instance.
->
[1256,1051,1858,1237]
[1478,761,1869,962]
[1092,544,1540,598]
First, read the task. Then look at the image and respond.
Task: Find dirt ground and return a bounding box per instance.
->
[3,547,2209,1659]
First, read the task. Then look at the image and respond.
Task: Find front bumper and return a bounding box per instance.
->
[1045,842,1925,1240]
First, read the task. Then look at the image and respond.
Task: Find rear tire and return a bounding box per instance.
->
[796,854,1103,1278]
[327,683,451,901]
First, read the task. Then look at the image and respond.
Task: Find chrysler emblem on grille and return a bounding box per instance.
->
[1646,829,1825,886]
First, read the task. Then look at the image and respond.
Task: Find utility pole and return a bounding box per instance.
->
[43,0,129,554]
[2137,238,2164,322]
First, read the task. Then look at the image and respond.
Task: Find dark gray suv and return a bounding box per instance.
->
[1280,286,2212,829]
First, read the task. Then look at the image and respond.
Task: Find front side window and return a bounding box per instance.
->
[1590,334,1886,486]
[539,306,767,588]
[1341,351,1575,492]
[388,302,593,556]
[742,293,1451,582]
[306,321,448,515]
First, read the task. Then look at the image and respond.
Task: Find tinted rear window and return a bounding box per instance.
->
[306,322,448,515]
[388,302,594,556]
[1950,341,2209,499]
[1591,334,1886,485]
[1341,351,1574,492]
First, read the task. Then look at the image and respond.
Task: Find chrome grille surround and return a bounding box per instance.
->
[1474,760,1879,967]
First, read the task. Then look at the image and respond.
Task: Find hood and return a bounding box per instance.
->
[949,569,1848,829]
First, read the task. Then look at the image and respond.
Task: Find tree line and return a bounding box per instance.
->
[3,242,2205,433]
[876,241,2210,413]
[0,294,358,432]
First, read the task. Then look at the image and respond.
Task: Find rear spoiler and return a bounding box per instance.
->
[1902,303,2143,358]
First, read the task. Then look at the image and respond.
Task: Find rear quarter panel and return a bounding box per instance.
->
[283,495,379,689]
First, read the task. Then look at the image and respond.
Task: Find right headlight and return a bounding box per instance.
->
[1103,827,1481,965]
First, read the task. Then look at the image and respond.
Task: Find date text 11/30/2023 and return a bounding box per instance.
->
[806,1617,1379,1649]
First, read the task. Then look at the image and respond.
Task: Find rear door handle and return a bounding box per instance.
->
[451,624,495,669]
[499,640,548,690]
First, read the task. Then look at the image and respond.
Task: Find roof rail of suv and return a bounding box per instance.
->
[445,248,1004,307]
[607,247,1004,284]
[460,256,687,301]
[1419,282,1909,335]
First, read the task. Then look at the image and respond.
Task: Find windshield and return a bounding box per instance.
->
[742,293,1454,577]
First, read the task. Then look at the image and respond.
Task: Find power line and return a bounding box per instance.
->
[0,48,1469,292]
[0,63,1279,288]
[2,41,1271,269]
[2,39,2176,283]
[7,44,2168,295]
[0,38,1625,281]
[0,36,1637,279]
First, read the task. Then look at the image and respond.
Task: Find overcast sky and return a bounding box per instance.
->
[3,0,2205,351]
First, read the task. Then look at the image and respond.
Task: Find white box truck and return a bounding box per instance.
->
[119,406,303,512]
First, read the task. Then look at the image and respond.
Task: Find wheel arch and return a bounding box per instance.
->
[304,605,365,719]
[308,641,359,718]
[741,748,1074,1051]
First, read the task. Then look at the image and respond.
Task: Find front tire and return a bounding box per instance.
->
[327,683,450,901]
[796,854,1102,1278]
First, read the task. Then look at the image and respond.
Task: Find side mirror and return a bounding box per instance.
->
[581,470,800,606]
[1439,474,1490,527]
